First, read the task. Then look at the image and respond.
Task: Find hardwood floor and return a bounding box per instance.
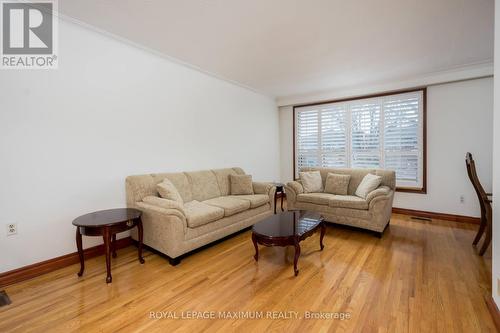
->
[0,213,494,332]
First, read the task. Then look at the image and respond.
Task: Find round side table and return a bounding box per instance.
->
[72,208,144,283]
[272,182,285,214]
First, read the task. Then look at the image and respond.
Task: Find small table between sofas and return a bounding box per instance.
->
[72,208,145,283]
[251,210,325,276]
[272,182,285,214]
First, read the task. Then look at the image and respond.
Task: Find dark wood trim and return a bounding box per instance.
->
[0,290,11,307]
[396,186,426,193]
[485,295,500,332]
[292,87,428,194]
[293,105,296,180]
[392,207,480,224]
[0,236,132,288]
[422,87,427,193]
[294,86,427,108]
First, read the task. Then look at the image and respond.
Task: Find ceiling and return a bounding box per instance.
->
[58,0,494,100]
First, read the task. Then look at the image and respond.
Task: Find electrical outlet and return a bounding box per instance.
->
[460,195,465,204]
[6,223,17,236]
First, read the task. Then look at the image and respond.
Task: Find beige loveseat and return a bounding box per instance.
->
[285,167,395,235]
[126,168,275,264]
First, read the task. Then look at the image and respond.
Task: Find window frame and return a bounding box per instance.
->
[292,87,427,194]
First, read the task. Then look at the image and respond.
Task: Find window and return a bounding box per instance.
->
[294,88,426,192]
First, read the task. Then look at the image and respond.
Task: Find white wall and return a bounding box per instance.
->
[395,78,493,216]
[279,78,493,218]
[279,105,294,183]
[492,0,500,308]
[0,20,279,273]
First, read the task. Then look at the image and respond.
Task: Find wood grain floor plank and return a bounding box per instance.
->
[0,213,495,333]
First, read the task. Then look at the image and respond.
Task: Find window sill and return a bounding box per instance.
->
[396,187,426,194]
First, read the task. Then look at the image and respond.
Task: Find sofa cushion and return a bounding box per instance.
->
[126,172,193,204]
[203,196,251,216]
[232,167,246,175]
[230,174,254,195]
[185,170,222,201]
[229,194,269,208]
[324,173,351,195]
[185,204,270,240]
[212,168,239,196]
[300,167,375,195]
[299,171,324,193]
[184,200,224,228]
[157,178,184,204]
[329,195,369,210]
[355,174,382,199]
[297,193,335,205]
[160,173,193,203]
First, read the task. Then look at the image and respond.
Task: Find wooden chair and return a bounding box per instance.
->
[465,152,492,255]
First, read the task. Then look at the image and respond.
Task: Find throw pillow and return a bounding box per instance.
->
[299,171,324,193]
[355,173,382,199]
[230,174,254,195]
[324,173,351,195]
[157,178,183,204]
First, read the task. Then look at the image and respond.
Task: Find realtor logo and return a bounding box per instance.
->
[1,0,58,69]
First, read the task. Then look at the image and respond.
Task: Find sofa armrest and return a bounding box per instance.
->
[369,193,391,209]
[142,196,185,214]
[366,186,391,203]
[253,182,276,211]
[286,181,304,195]
[134,201,187,257]
[367,188,394,231]
[136,201,187,222]
[284,181,304,209]
[253,182,273,194]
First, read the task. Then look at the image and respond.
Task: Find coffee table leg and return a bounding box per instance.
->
[103,227,112,283]
[137,218,145,264]
[76,227,84,277]
[293,238,301,276]
[320,222,326,251]
[111,234,117,258]
[252,233,259,261]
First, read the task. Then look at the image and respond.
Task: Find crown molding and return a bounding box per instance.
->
[276,62,493,107]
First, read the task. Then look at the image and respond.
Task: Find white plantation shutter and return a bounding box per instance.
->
[350,102,381,168]
[320,104,348,168]
[383,95,422,187]
[295,90,424,189]
[296,109,320,170]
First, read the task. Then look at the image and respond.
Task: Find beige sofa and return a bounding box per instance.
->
[285,167,395,235]
[126,167,275,264]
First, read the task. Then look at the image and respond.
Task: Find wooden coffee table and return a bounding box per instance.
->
[251,210,325,276]
[72,208,144,283]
